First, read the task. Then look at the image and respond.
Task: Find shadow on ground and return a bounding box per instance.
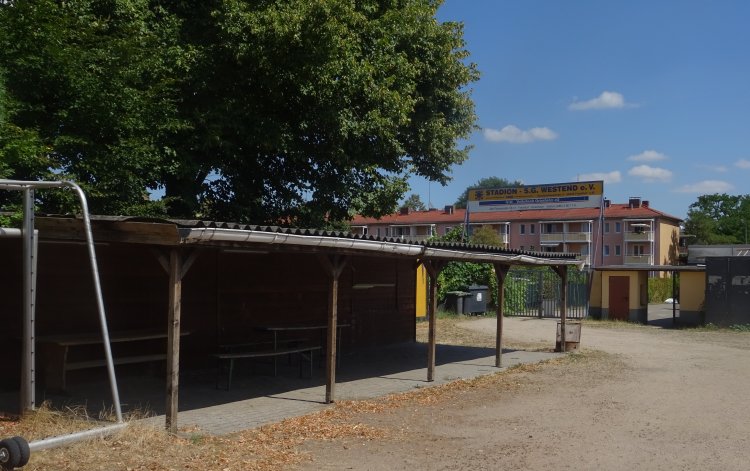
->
[1,342,516,418]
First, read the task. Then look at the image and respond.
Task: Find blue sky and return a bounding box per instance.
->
[407,0,750,220]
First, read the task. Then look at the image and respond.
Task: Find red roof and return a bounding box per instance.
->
[351,203,682,225]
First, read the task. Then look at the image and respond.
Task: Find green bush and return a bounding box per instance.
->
[648,276,677,303]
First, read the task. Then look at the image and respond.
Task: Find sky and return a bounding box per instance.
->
[407,0,750,220]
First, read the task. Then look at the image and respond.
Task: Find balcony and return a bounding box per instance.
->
[393,234,432,242]
[624,254,653,265]
[540,232,591,243]
[624,231,653,242]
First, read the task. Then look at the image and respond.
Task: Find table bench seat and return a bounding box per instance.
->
[65,353,168,372]
[38,329,188,391]
[214,345,322,390]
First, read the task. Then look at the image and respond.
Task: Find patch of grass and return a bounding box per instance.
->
[689,323,750,333]
[580,318,647,330]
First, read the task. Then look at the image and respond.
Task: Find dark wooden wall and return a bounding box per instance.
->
[0,240,418,374]
[0,238,23,384]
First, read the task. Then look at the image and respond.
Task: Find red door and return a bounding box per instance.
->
[608,276,630,321]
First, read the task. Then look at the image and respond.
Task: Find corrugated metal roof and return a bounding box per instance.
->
[34,214,579,261]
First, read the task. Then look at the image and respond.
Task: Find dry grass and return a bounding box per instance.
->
[416,315,552,352]
[1,317,593,470]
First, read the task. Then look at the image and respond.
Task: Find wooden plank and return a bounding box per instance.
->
[319,254,347,404]
[421,260,446,382]
[552,265,568,352]
[214,345,321,360]
[493,264,510,368]
[37,329,189,347]
[67,354,167,371]
[166,249,182,432]
[35,217,181,245]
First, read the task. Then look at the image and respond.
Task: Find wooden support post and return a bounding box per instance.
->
[422,260,445,382]
[672,271,677,327]
[552,265,568,352]
[319,254,347,404]
[166,249,182,432]
[493,264,510,368]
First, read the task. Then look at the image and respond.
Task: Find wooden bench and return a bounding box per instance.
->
[213,345,322,391]
[37,329,189,391]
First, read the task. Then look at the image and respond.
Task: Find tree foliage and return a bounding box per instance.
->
[0,0,478,226]
[401,193,427,211]
[683,194,750,245]
[433,226,498,308]
[454,176,523,209]
[469,225,503,247]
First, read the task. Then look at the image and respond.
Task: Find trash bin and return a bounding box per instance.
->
[556,321,582,352]
[444,291,469,314]
[464,284,489,315]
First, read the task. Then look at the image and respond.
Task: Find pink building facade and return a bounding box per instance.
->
[350,197,682,268]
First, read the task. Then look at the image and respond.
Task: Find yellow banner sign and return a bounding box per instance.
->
[467,181,604,212]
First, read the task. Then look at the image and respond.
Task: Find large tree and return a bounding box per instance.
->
[454,176,523,209]
[401,193,427,211]
[0,0,478,226]
[683,193,750,244]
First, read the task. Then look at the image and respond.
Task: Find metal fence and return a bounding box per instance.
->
[504,267,590,318]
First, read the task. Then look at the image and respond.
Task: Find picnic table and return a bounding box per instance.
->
[256,323,350,368]
[213,323,350,390]
[36,329,189,391]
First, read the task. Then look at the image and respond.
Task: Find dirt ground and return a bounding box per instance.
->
[292,312,750,470]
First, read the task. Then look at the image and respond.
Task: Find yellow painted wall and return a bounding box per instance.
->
[680,271,706,313]
[416,264,427,317]
[658,222,680,266]
[589,271,602,308]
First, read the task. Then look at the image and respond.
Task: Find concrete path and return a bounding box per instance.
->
[148,342,560,435]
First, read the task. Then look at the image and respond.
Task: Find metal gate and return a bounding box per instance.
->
[504,267,590,318]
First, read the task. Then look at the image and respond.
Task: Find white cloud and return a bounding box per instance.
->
[577,171,622,183]
[569,91,636,110]
[483,125,558,144]
[627,150,667,162]
[627,165,672,182]
[735,158,750,169]
[674,180,734,194]
[695,163,728,173]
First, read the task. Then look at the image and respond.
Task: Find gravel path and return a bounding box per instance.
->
[294,312,750,470]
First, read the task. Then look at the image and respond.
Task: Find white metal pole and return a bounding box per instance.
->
[21,188,36,412]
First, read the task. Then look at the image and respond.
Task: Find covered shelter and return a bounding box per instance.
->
[2,213,583,432]
[590,265,706,325]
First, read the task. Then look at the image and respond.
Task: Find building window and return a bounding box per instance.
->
[362,227,368,235]
[444,226,453,235]
[546,223,554,233]
[615,222,622,233]
[604,245,610,256]
[530,224,536,234]
[615,245,621,256]
[530,245,536,251]
[520,224,526,234]
[604,222,610,233]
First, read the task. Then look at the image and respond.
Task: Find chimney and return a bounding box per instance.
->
[629,197,641,209]
[604,199,611,208]
[399,206,410,215]
[444,205,454,215]
[642,200,649,208]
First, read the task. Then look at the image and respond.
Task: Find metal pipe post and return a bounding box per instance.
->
[21,188,36,412]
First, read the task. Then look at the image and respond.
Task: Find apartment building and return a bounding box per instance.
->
[350,197,682,267]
